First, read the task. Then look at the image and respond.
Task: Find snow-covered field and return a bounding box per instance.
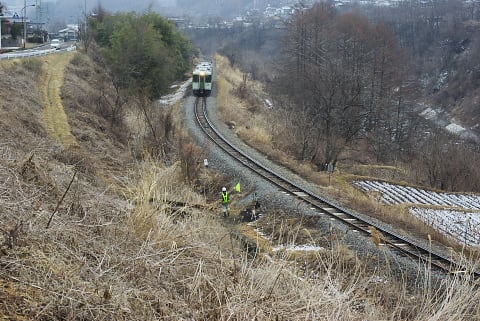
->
[354,180,480,246]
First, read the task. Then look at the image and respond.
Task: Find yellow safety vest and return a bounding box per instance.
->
[222,191,229,204]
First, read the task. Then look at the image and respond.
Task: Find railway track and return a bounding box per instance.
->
[194,96,480,278]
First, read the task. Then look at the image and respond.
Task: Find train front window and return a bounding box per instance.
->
[206,75,212,82]
[193,75,199,82]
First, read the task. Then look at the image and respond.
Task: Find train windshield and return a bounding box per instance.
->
[193,75,199,82]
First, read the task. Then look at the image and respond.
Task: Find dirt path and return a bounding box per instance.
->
[42,53,77,147]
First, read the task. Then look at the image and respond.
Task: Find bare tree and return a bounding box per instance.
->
[414,128,480,191]
[274,4,414,169]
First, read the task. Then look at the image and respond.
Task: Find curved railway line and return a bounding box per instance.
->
[194,96,480,279]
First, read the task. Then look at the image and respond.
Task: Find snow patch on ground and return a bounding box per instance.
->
[249,224,326,252]
[158,79,191,106]
[420,107,437,120]
[264,99,273,109]
[418,104,479,142]
[354,180,480,246]
[272,244,325,252]
[446,123,466,135]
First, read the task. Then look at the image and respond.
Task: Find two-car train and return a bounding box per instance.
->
[192,61,213,97]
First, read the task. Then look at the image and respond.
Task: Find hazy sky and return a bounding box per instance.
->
[1,0,262,30]
[3,0,177,17]
[2,0,259,18]
[2,0,179,30]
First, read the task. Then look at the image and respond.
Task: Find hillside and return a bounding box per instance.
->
[0,52,221,319]
[1,50,480,320]
[423,20,480,141]
[0,53,136,319]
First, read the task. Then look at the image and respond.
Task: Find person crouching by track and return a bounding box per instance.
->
[221,187,230,217]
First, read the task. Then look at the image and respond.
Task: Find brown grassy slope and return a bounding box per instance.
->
[0,59,48,151]
[1,50,480,320]
[61,52,134,179]
[0,53,138,320]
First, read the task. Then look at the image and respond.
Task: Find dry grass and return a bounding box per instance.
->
[2,154,480,320]
[347,164,408,182]
[216,55,273,146]
[237,121,272,145]
[42,53,77,147]
[235,209,480,320]
[0,50,479,320]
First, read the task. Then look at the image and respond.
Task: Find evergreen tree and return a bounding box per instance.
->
[90,11,193,99]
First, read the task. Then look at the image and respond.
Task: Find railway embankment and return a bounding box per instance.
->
[185,82,418,277]
[184,55,480,281]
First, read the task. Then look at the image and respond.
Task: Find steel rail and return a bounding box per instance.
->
[194,96,480,278]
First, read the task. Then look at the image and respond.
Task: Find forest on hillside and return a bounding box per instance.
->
[188,1,480,193]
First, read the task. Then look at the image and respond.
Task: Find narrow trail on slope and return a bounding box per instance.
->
[42,53,77,147]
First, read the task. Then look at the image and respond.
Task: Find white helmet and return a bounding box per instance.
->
[222,187,227,192]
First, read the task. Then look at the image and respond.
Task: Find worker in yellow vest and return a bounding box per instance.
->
[221,187,230,217]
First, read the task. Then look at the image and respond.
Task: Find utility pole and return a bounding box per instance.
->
[84,0,87,38]
[0,1,4,49]
[22,1,35,48]
[36,0,46,43]
[23,0,26,48]
[35,0,43,31]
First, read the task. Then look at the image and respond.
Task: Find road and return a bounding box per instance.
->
[0,42,76,60]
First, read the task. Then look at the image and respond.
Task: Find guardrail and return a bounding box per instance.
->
[0,45,77,60]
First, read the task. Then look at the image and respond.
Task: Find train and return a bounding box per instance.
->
[192,61,213,97]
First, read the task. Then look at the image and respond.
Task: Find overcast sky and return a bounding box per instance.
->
[3,0,176,10]
[2,0,180,30]
[1,0,267,31]
[3,0,177,13]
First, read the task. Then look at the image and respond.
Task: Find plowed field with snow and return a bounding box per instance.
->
[354,180,480,246]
